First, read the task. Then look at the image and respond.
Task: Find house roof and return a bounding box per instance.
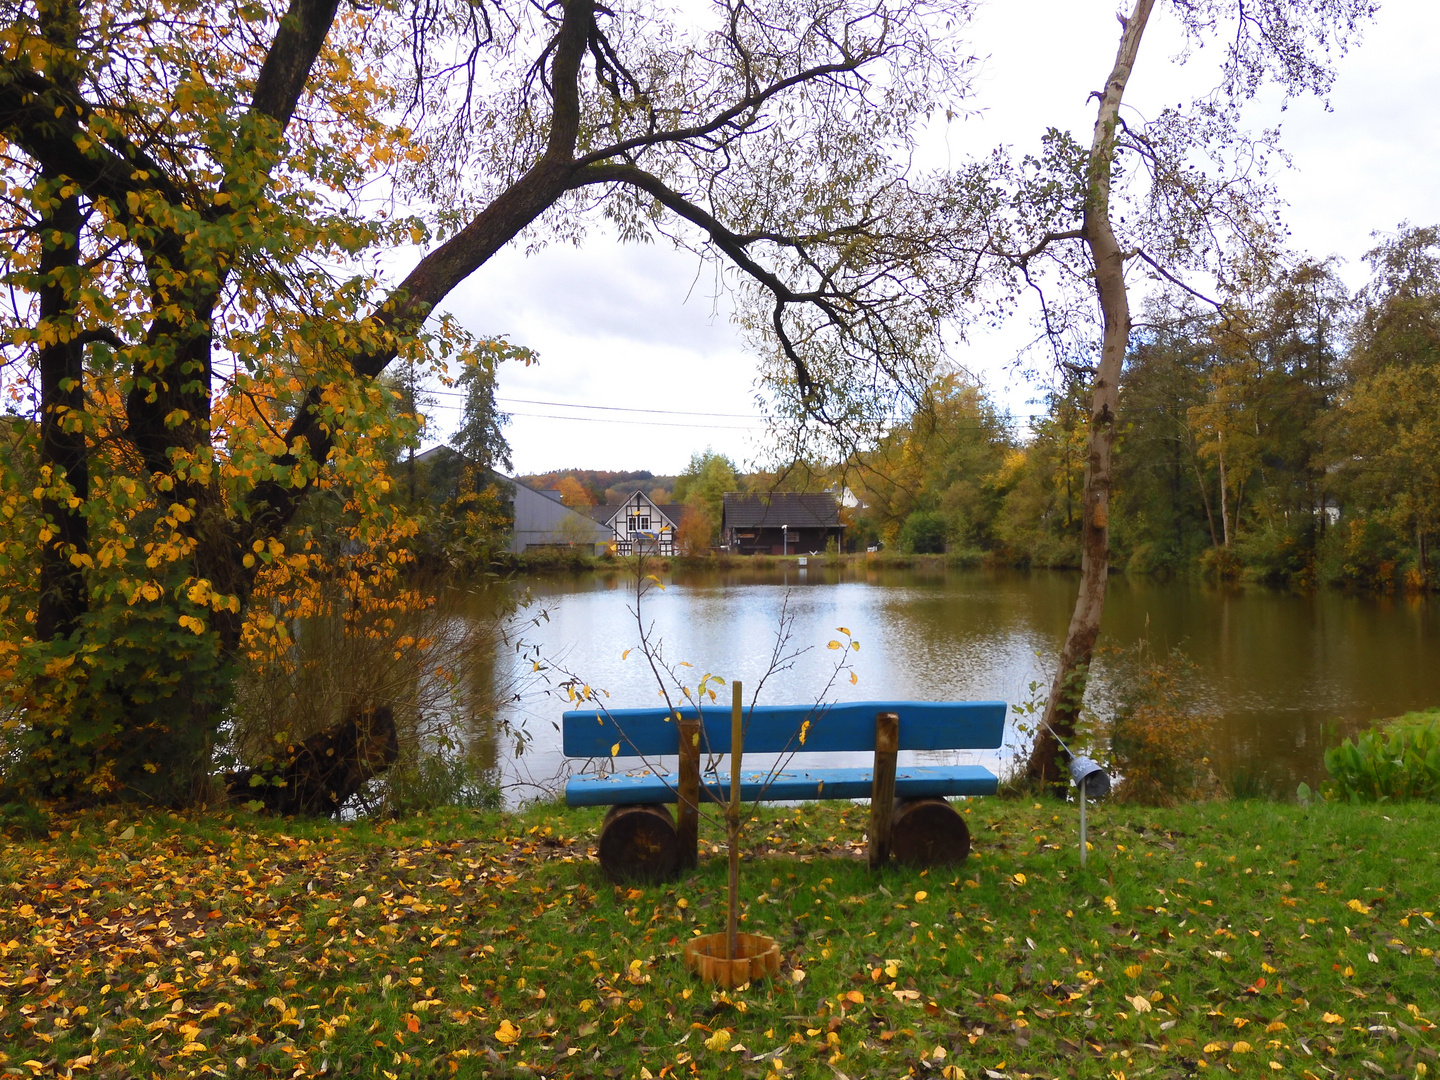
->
[582,493,678,529]
[722,492,842,529]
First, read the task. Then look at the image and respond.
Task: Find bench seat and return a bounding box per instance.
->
[565,763,999,807]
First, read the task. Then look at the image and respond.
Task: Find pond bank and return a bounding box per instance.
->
[498,549,990,576]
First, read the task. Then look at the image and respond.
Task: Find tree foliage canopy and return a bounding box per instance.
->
[1,0,988,802]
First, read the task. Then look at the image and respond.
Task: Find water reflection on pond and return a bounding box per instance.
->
[474,565,1440,803]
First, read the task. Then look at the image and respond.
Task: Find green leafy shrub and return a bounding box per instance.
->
[899,510,947,554]
[1017,533,1082,569]
[366,751,503,816]
[1316,515,1404,591]
[1124,540,1175,577]
[1198,544,1243,581]
[1323,711,1440,803]
[1234,521,1315,587]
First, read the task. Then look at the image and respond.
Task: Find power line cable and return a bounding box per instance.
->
[425,386,763,419]
[497,395,762,419]
[423,400,761,430]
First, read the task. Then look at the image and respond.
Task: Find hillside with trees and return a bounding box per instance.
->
[517,470,674,507]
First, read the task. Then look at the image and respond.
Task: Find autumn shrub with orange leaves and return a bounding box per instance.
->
[1103,641,1218,806]
[675,503,714,558]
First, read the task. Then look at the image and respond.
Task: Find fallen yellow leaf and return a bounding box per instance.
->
[495,1019,520,1044]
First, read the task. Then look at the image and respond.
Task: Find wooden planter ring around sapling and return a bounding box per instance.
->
[683,931,782,988]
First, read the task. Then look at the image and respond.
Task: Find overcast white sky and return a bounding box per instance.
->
[430,0,1440,478]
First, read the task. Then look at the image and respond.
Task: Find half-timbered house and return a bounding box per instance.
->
[587,491,677,556]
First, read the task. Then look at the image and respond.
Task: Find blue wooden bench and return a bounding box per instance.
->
[562,700,1006,882]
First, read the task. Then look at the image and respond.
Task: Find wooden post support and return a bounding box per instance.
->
[727,681,744,961]
[676,716,701,871]
[868,711,900,869]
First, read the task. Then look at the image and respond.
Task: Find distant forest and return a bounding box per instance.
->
[848,227,1440,591]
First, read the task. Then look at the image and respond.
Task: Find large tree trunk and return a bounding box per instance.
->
[1024,0,1156,788]
[1217,430,1231,547]
[225,706,399,816]
[34,0,88,643]
[35,176,88,643]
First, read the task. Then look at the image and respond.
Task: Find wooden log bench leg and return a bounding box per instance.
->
[676,717,701,872]
[868,711,900,869]
[891,797,971,867]
[598,804,680,883]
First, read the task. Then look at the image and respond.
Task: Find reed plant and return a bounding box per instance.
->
[227,573,528,815]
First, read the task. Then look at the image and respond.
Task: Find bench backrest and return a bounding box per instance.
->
[562,700,1006,758]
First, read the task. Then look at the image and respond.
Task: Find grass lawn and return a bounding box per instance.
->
[2,797,1438,1079]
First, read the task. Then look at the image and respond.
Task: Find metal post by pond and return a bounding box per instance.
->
[1068,756,1111,869]
[726,680,742,962]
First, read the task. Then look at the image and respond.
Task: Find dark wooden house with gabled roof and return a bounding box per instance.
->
[721,492,844,555]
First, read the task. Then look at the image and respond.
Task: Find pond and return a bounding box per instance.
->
[471,564,1440,804]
